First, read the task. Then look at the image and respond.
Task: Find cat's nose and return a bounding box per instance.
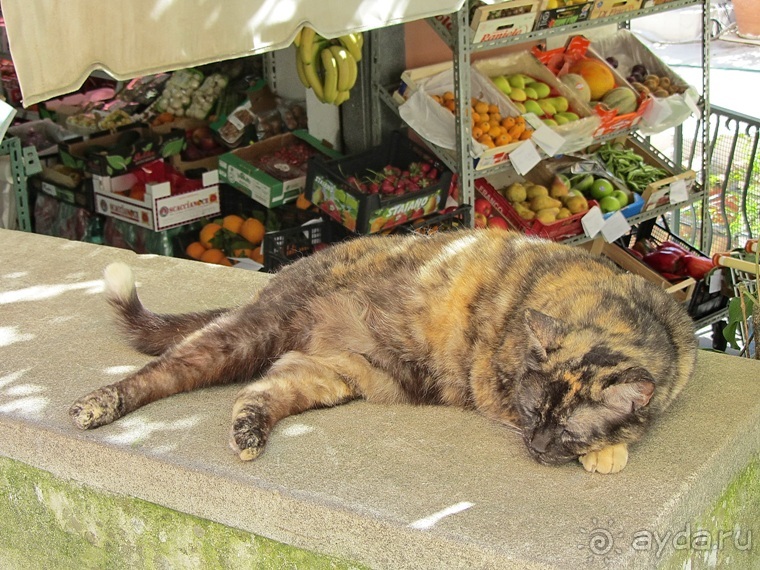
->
[530,429,552,454]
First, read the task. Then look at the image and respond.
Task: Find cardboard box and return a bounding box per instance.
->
[59,125,186,176]
[93,161,220,231]
[583,239,696,303]
[622,138,697,212]
[31,176,94,211]
[470,0,541,43]
[534,1,594,30]
[218,130,340,208]
[589,0,642,19]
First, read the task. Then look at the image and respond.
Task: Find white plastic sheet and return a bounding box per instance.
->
[2,0,465,106]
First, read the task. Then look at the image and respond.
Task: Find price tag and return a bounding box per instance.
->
[0,99,16,141]
[581,206,604,238]
[522,113,544,130]
[508,139,541,175]
[600,211,631,243]
[709,268,723,294]
[531,124,566,157]
[202,170,219,187]
[669,178,689,204]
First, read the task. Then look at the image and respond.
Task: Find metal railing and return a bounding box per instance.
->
[663,105,760,255]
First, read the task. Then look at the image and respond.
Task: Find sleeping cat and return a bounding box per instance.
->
[70,229,696,474]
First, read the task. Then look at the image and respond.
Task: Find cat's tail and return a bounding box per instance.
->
[103,262,229,356]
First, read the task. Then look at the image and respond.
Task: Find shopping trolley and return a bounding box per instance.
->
[713,240,758,358]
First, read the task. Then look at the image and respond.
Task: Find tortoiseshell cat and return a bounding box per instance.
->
[70,229,696,474]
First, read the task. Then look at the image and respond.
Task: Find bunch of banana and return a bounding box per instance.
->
[294,27,363,106]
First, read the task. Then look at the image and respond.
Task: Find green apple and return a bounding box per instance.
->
[571,174,594,193]
[611,190,629,208]
[590,178,615,200]
[599,195,622,213]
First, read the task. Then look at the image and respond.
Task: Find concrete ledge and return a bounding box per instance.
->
[1,229,760,569]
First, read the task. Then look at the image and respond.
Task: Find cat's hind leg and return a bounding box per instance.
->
[230,351,364,460]
[70,309,275,430]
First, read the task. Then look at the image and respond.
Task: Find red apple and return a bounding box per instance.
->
[474,197,492,218]
[487,215,509,230]
[474,212,488,229]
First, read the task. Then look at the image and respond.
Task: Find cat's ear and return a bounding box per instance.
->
[602,368,655,413]
[524,308,564,362]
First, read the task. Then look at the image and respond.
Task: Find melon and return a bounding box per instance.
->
[568,59,616,101]
[601,87,638,114]
[559,73,591,104]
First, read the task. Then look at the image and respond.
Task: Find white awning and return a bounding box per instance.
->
[2,0,465,106]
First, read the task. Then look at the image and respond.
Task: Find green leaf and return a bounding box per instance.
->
[106,155,129,171]
[161,138,185,157]
[723,293,756,350]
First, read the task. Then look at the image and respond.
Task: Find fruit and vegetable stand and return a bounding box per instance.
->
[0,0,727,331]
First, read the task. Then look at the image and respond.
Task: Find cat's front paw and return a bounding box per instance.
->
[230,405,270,461]
[69,386,123,430]
[579,443,628,474]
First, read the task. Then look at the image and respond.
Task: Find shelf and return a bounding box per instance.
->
[427,0,703,52]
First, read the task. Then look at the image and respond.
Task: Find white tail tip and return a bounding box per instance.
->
[103,262,135,301]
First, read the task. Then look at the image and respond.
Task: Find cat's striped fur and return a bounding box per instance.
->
[70,229,696,473]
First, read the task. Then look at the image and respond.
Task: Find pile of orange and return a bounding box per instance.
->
[185,214,266,266]
[431,92,534,149]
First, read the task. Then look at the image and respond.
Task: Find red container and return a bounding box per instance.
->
[475,177,595,241]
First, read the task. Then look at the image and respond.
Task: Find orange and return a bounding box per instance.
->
[474,101,489,114]
[248,246,265,264]
[495,133,511,146]
[240,217,266,245]
[478,134,495,149]
[295,193,312,210]
[222,214,245,234]
[200,248,232,266]
[432,94,442,104]
[508,124,526,139]
[478,112,490,124]
[444,99,456,113]
[488,104,500,115]
[477,121,491,133]
[231,248,252,258]
[471,112,481,124]
[520,129,533,140]
[501,116,516,129]
[442,91,455,101]
[199,222,222,249]
[185,241,206,260]
[472,126,483,140]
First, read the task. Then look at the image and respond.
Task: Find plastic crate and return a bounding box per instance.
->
[396,205,472,235]
[304,132,453,234]
[475,177,597,241]
[634,223,729,320]
[262,217,334,272]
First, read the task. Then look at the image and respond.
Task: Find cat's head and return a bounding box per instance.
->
[512,309,655,466]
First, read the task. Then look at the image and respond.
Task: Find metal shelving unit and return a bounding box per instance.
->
[376,0,710,220]
[0,136,41,232]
